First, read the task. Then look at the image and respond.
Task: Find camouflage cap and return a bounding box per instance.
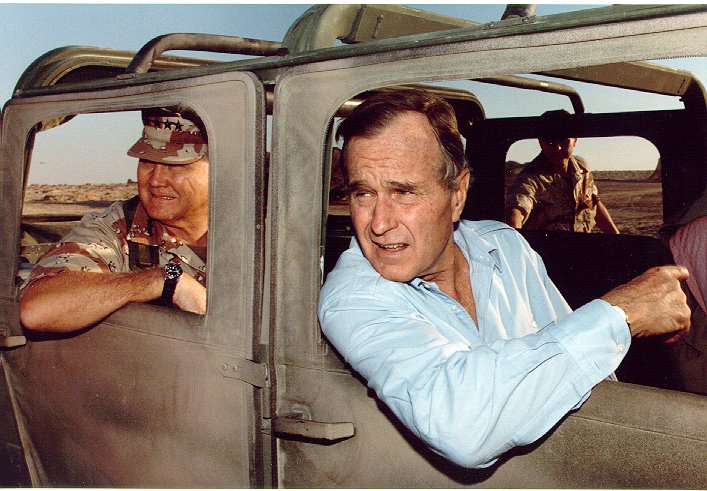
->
[127,108,208,165]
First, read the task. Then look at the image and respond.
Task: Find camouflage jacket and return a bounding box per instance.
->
[506,154,600,232]
[22,197,207,290]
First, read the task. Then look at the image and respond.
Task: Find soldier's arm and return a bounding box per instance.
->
[20,268,207,332]
[595,200,620,234]
[505,172,538,229]
[506,207,527,228]
[19,268,164,332]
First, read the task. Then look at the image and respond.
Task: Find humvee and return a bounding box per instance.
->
[1,4,705,488]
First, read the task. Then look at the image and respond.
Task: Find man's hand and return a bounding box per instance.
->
[173,274,207,314]
[601,265,691,339]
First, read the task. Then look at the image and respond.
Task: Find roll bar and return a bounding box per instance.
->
[477,75,585,114]
[123,33,284,76]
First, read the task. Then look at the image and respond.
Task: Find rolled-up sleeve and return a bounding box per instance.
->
[506,175,538,216]
[21,205,127,291]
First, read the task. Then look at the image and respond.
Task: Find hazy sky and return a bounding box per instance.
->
[1,3,704,183]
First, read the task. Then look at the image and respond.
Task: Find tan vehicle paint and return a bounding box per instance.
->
[1,4,705,487]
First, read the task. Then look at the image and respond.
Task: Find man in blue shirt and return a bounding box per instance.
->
[318,89,691,469]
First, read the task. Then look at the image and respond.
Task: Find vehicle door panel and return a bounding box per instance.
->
[0,73,266,486]
[278,365,706,488]
[271,13,707,488]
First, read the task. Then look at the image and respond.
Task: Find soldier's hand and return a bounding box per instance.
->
[601,265,691,339]
[173,274,207,315]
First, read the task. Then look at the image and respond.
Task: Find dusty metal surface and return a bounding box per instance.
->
[0,3,705,488]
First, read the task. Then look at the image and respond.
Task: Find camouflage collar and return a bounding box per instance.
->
[531,153,588,177]
[125,200,207,274]
[125,201,208,252]
[125,201,166,247]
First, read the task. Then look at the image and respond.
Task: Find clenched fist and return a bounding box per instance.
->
[601,265,691,340]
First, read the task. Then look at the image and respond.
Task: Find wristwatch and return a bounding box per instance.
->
[160,262,183,306]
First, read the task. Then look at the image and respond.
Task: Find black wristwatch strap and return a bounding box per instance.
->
[161,278,178,305]
[160,263,183,306]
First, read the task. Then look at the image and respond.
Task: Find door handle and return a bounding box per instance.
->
[274,412,355,441]
[0,335,26,349]
[0,301,27,349]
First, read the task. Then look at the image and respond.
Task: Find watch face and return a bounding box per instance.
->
[164,262,183,280]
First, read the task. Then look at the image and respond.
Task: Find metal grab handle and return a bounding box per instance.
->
[274,413,355,441]
[124,33,284,76]
[0,335,26,349]
[0,301,27,349]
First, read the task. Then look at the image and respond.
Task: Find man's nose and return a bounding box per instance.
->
[149,164,169,186]
[370,196,398,235]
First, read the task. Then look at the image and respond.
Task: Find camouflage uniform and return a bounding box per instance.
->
[506,154,600,232]
[22,197,207,291]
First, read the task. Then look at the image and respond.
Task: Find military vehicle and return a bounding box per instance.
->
[1,3,705,488]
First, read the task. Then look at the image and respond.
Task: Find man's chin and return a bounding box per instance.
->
[143,204,177,223]
[361,245,416,282]
[372,262,415,283]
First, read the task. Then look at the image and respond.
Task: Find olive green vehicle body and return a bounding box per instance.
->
[0,4,705,487]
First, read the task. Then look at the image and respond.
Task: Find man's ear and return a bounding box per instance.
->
[452,168,471,221]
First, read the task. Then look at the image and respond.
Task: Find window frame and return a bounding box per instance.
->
[2,72,266,350]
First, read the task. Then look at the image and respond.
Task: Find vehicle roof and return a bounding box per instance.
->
[10,3,706,105]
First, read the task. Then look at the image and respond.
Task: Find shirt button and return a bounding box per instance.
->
[617,344,625,354]
[451,305,458,312]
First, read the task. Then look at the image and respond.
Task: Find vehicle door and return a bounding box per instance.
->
[0,71,267,486]
[269,8,706,488]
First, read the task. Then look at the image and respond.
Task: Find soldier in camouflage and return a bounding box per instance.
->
[19,107,209,332]
[505,109,620,234]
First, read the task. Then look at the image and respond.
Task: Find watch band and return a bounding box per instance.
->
[160,263,183,306]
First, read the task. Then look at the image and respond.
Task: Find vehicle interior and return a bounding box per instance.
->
[2,3,705,488]
[323,62,705,392]
[11,4,706,408]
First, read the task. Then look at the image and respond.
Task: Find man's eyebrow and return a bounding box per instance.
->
[346,180,367,193]
[384,180,420,192]
[346,179,422,193]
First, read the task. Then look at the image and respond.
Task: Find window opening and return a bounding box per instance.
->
[320,57,704,394]
[506,136,663,237]
[20,108,210,321]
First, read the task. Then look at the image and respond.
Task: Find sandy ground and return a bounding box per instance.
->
[592,170,662,237]
[23,182,138,217]
[23,170,662,236]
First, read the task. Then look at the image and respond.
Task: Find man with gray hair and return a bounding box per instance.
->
[20,107,208,332]
[318,89,690,468]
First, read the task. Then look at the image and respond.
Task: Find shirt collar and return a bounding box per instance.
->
[350,221,504,292]
[454,222,503,274]
[125,201,179,248]
[404,222,503,291]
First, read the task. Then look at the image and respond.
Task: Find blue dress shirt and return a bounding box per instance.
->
[318,220,630,468]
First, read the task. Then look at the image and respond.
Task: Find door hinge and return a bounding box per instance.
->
[220,354,268,388]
